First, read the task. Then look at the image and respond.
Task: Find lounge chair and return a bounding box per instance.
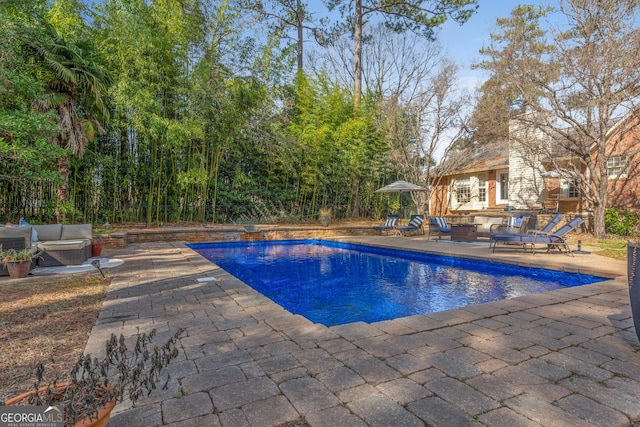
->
[489,215,530,236]
[373,215,399,234]
[428,216,451,240]
[538,213,564,234]
[396,214,425,236]
[529,217,584,255]
[489,213,562,252]
[490,217,583,255]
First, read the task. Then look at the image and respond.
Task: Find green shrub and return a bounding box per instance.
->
[605,207,640,237]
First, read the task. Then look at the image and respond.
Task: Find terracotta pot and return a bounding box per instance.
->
[5,382,116,427]
[6,260,31,279]
[628,244,640,342]
[91,242,104,257]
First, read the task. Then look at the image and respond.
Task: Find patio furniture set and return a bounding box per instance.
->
[373,212,583,255]
[0,223,94,276]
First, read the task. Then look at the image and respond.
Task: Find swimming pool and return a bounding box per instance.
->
[188,240,607,327]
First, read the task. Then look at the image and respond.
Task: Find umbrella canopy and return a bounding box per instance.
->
[374,180,426,193]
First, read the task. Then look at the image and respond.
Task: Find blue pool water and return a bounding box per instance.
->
[188,240,607,327]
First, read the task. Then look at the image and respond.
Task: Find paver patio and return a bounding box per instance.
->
[82,236,639,427]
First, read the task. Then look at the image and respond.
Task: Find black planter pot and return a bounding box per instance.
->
[628,244,640,342]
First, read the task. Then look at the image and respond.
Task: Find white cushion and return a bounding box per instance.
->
[38,239,90,251]
[61,224,93,240]
[34,224,63,241]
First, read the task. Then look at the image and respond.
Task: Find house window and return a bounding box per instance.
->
[607,156,627,178]
[561,179,580,199]
[456,178,471,203]
[478,177,487,202]
[497,172,509,202]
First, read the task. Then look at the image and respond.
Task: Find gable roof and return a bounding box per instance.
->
[436,141,509,177]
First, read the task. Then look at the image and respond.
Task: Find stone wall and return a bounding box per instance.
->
[99,225,379,248]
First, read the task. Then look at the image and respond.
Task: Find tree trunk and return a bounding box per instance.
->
[591,166,609,239]
[351,176,360,218]
[56,155,70,223]
[353,0,363,109]
[592,200,607,239]
[297,0,303,75]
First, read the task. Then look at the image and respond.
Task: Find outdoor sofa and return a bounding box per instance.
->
[471,215,506,238]
[33,223,93,267]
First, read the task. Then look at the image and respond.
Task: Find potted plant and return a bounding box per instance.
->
[318,207,332,227]
[0,248,39,279]
[91,235,105,257]
[628,222,640,342]
[3,328,183,427]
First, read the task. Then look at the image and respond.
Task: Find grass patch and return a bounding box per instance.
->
[576,234,628,260]
[0,275,110,402]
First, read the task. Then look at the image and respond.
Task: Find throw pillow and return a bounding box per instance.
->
[18,218,38,243]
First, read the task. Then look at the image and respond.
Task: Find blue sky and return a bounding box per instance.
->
[308,0,548,89]
[436,0,545,89]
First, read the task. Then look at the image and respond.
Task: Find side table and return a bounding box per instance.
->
[450,224,478,242]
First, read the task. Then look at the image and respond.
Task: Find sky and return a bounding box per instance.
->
[436,0,545,90]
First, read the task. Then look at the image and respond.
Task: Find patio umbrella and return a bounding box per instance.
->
[374,180,426,193]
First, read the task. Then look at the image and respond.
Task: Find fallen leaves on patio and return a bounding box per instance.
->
[0,276,110,401]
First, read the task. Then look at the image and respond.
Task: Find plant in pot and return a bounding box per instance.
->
[91,235,105,257]
[0,248,40,279]
[3,328,183,427]
[318,207,332,227]
[628,221,640,342]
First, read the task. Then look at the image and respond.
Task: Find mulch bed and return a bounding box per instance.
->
[0,275,110,401]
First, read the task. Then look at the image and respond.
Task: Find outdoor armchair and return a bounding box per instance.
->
[428,216,451,240]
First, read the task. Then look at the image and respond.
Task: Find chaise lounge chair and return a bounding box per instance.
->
[538,213,564,234]
[396,214,425,236]
[428,216,451,240]
[373,215,399,235]
[529,216,583,255]
[489,215,530,236]
[489,213,562,250]
[490,216,583,255]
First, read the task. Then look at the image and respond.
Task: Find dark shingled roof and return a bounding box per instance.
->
[437,141,509,176]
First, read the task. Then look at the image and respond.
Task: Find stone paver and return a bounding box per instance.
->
[407,396,482,427]
[316,366,365,392]
[77,236,639,427]
[425,377,500,416]
[375,378,431,405]
[349,394,424,427]
[209,377,280,411]
[556,394,630,427]
[161,392,213,424]
[279,377,340,414]
[242,395,299,427]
